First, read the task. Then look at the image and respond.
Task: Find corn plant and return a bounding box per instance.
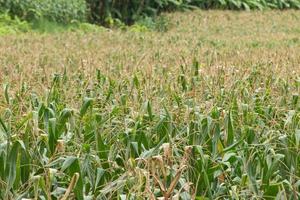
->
[0,58,299,199]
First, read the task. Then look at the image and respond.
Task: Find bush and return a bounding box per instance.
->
[0,13,30,35]
[85,0,191,26]
[0,0,87,24]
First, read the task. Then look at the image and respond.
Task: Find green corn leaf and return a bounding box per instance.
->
[80,97,93,117]
[4,84,10,105]
[225,112,234,146]
[63,157,84,200]
[48,118,57,154]
[95,168,105,191]
[5,141,20,193]
[0,117,8,136]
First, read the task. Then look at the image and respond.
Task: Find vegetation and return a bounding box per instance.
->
[1,0,300,26]
[0,0,87,24]
[86,0,300,25]
[0,11,300,199]
[0,12,105,36]
[0,13,30,35]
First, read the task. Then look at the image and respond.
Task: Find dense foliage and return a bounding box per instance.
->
[1,0,300,25]
[0,13,30,35]
[0,0,87,24]
[86,0,194,25]
[87,0,300,25]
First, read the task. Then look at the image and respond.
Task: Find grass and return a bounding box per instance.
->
[0,10,300,199]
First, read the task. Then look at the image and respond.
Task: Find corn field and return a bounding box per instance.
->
[0,9,300,200]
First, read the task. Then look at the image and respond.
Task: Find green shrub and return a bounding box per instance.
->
[0,13,30,35]
[0,0,87,24]
[85,0,191,26]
